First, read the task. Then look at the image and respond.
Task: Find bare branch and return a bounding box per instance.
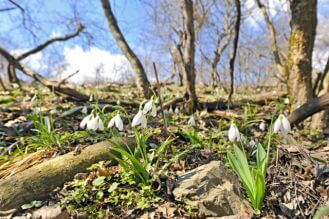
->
[17,24,85,60]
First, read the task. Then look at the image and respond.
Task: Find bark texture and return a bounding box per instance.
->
[0,138,133,211]
[286,0,317,110]
[101,0,150,98]
[182,0,198,111]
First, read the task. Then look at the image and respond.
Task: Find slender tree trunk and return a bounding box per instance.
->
[182,0,197,111]
[7,63,20,86]
[255,0,287,81]
[227,0,241,105]
[286,0,317,110]
[0,75,7,91]
[101,0,150,98]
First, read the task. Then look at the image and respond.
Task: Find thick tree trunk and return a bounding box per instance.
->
[0,138,134,211]
[101,0,150,98]
[182,0,197,111]
[286,0,317,110]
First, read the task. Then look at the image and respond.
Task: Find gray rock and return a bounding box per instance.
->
[173,161,253,218]
[32,205,68,219]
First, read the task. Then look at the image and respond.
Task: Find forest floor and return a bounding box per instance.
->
[0,83,328,218]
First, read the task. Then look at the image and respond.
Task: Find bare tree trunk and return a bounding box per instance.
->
[101,0,150,98]
[286,0,317,110]
[311,57,329,131]
[0,75,7,91]
[227,0,241,105]
[7,63,20,86]
[255,0,287,81]
[182,0,197,111]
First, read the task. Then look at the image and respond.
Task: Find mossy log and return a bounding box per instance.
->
[0,138,133,211]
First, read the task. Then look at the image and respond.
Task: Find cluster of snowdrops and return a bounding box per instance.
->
[79,96,292,215]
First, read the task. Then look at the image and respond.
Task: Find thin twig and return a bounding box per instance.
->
[152,62,167,131]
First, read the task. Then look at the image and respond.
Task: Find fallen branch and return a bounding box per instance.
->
[0,138,134,210]
[288,93,329,125]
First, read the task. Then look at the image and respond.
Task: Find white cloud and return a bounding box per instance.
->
[59,46,134,84]
[12,49,44,70]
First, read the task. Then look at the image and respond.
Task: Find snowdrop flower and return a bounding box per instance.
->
[284,98,290,105]
[273,114,291,135]
[174,107,179,114]
[188,115,196,126]
[163,109,168,115]
[143,99,156,117]
[87,115,104,131]
[169,107,173,114]
[108,114,124,131]
[80,114,94,129]
[132,110,147,128]
[228,123,240,142]
[259,121,266,131]
[249,140,256,148]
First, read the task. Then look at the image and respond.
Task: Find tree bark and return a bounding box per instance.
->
[288,93,329,126]
[101,0,150,98]
[0,138,134,211]
[286,0,317,110]
[182,0,198,111]
[227,0,241,105]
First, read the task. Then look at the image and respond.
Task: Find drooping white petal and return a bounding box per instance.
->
[150,103,157,117]
[132,110,143,127]
[96,117,104,131]
[163,109,168,115]
[259,122,266,131]
[87,116,98,130]
[281,115,291,134]
[108,116,116,128]
[174,107,179,114]
[80,114,93,129]
[143,100,153,114]
[188,116,196,126]
[284,98,290,105]
[228,124,239,142]
[140,114,147,128]
[168,108,173,114]
[115,114,124,131]
[273,116,282,133]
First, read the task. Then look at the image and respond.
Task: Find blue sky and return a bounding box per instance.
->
[0,0,328,84]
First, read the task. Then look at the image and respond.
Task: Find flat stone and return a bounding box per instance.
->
[32,205,68,219]
[173,161,253,218]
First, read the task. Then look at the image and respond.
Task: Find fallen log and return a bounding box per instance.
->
[288,93,329,125]
[0,138,134,211]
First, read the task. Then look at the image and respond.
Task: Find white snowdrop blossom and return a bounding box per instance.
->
[188,116,196,126]
[273,114,291,135]
[259,121,266,131]
[174,107,179,114]
[87,115,104,131]
[284,98,290,105]
[108,114,124,131]
[143,99,157,117]
[132,110,147,128]
[80,114,94,129]
[228,123,240,142]
[168,107,173,114]
[163,109,168,115]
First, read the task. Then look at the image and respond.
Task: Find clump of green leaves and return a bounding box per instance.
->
[27,113,63,150]
[109,128,176,185]
[227,132,273,214]
[60,161,159,218]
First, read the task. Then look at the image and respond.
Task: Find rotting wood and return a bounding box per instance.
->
[0,138,134,211]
